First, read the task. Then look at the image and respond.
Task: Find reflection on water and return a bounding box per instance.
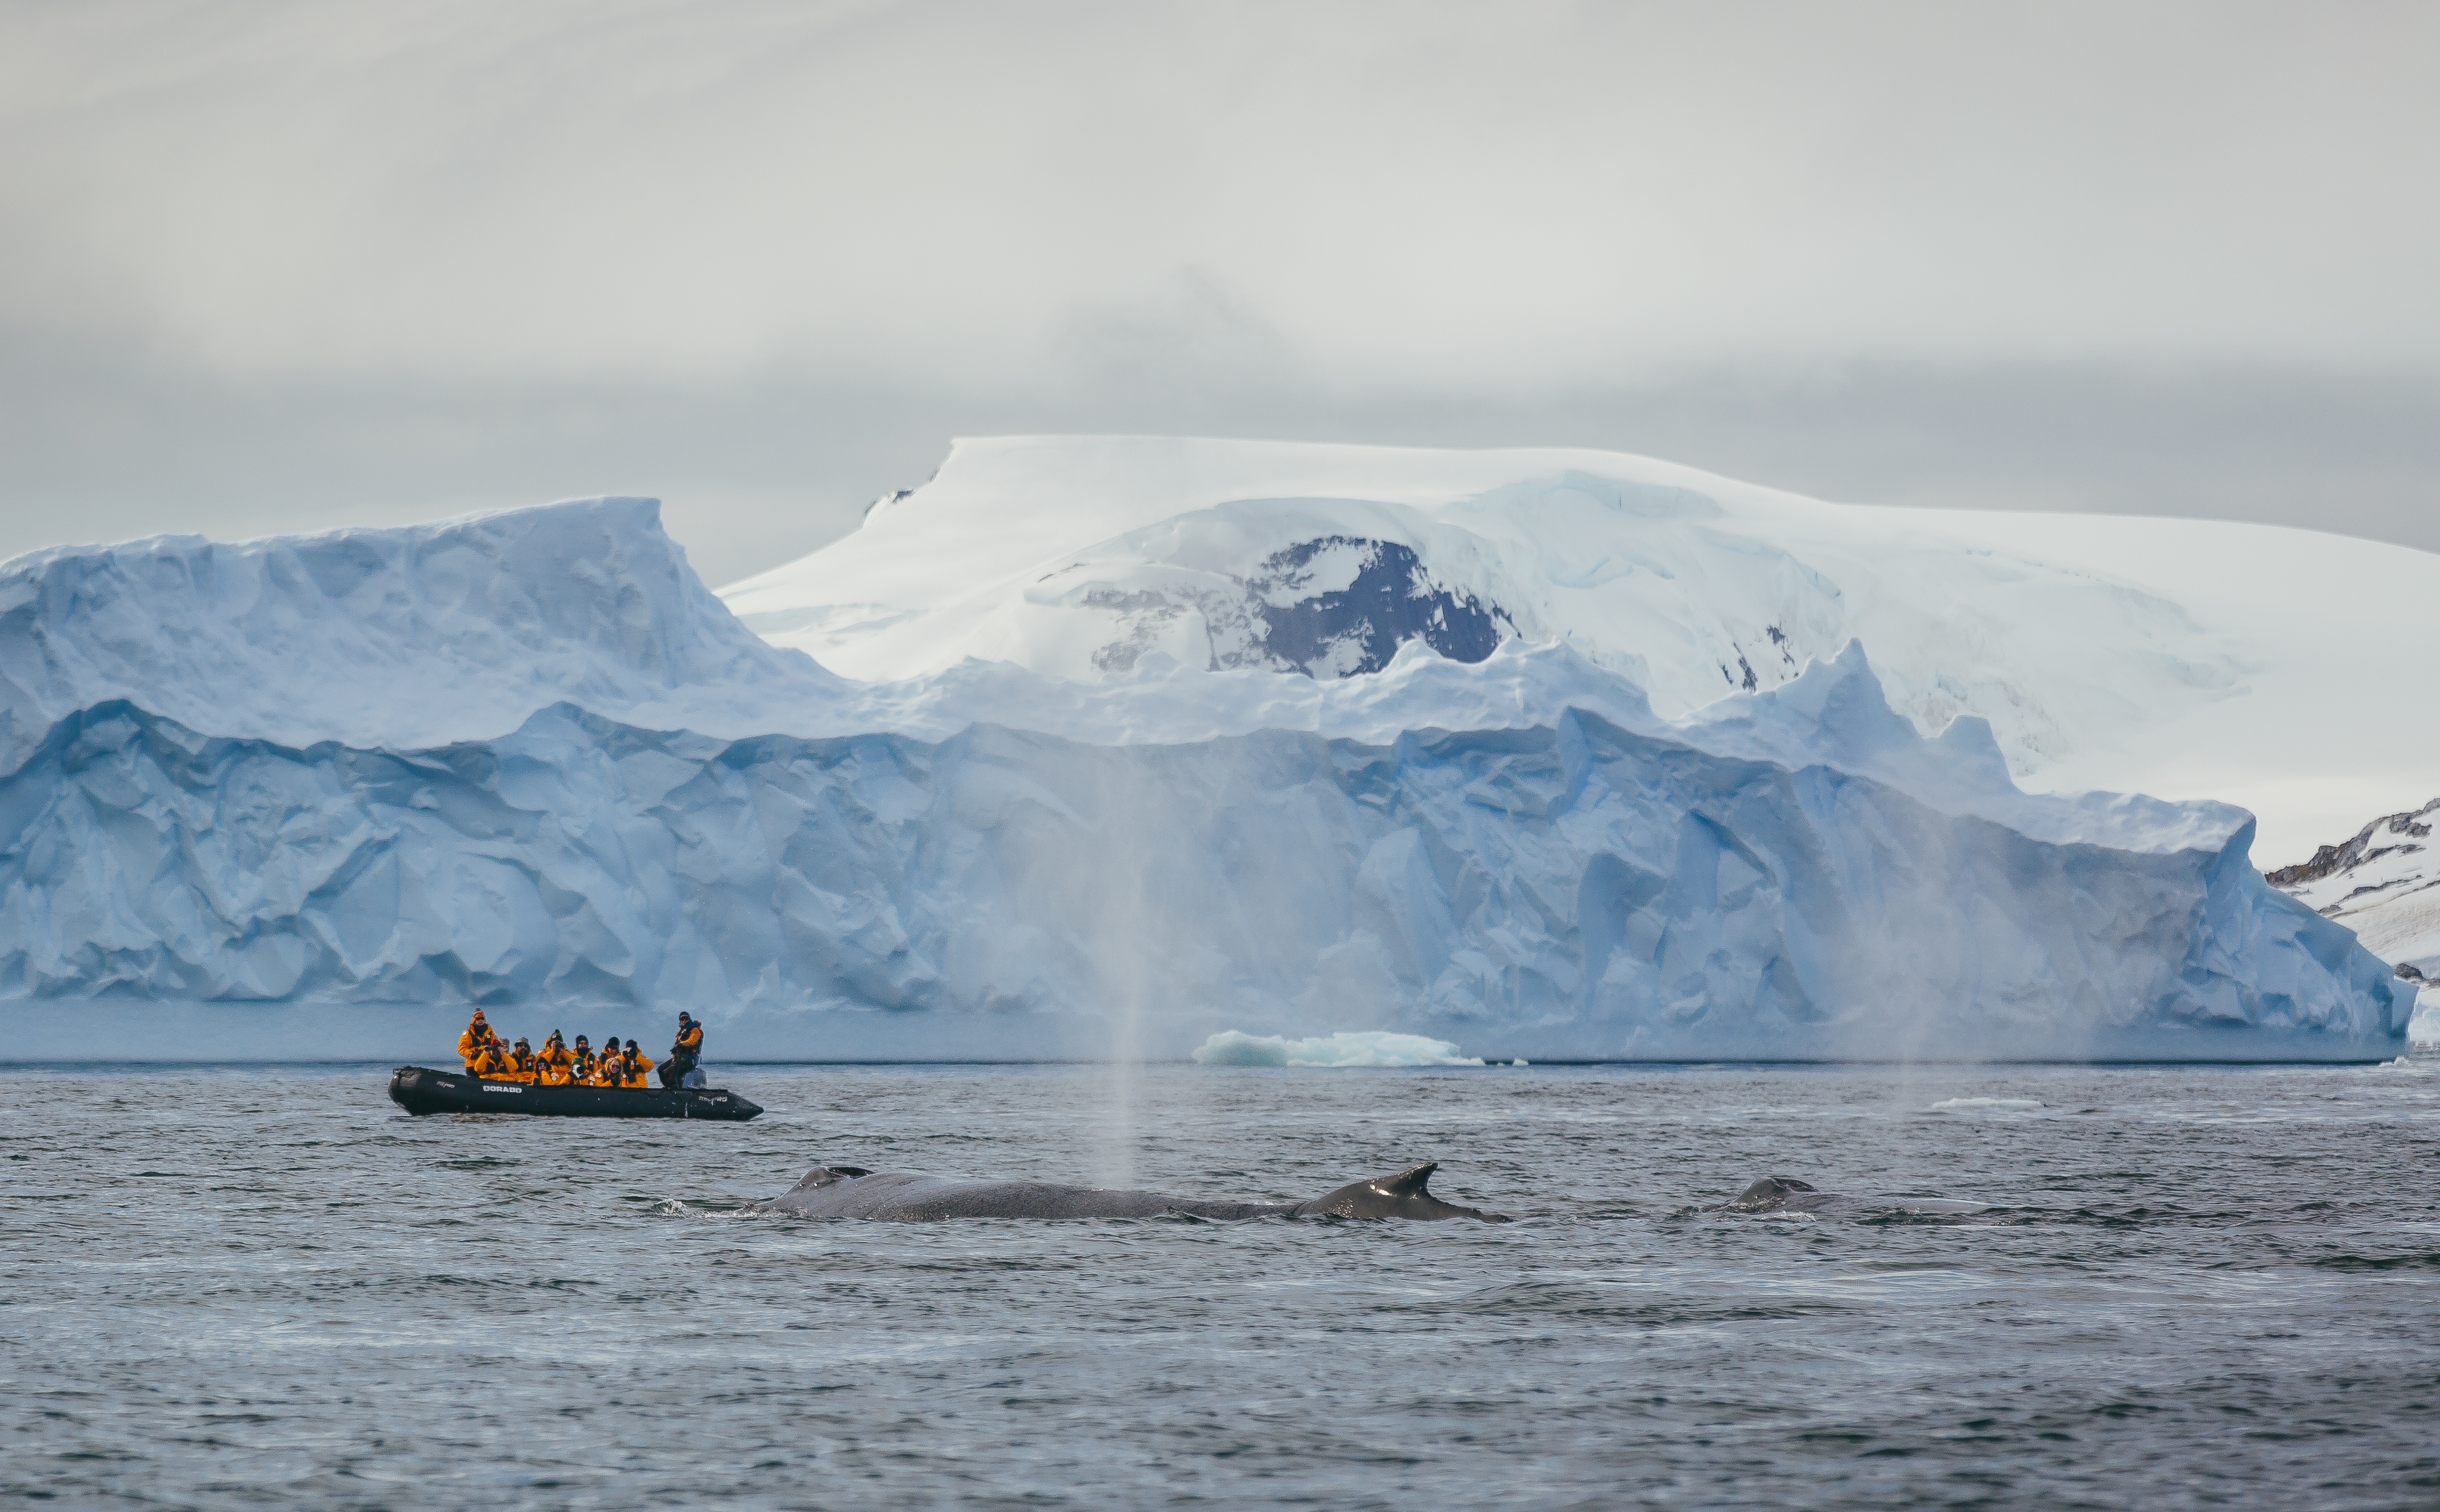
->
[4,1061,2438,1509]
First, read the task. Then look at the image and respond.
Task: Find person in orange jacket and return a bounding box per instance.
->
[504,1038,539,1083]
[470,1037,514,1080]
[569,1035,596,1084]
[536,1032,575,1086]
[618,1039,652,1088]
[456,1010,491,1071]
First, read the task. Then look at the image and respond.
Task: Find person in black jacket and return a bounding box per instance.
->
[659,1012,704,1088]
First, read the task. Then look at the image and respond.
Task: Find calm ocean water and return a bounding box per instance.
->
[5,1059,2437,1510]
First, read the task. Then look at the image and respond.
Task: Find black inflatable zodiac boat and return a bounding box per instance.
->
[388,1066,762,1120]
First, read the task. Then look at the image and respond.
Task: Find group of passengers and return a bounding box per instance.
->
[454,1009,706,1090]
[457,1011,651,1086]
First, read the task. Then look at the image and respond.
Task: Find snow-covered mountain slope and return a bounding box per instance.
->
[0,497,848,771]
[2270,799,2440,977]
[721,436,2440,863]
[0,655,2403,1061]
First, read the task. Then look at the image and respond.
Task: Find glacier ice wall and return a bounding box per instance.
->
[0,678,2404,1061]
[0,497,845,771]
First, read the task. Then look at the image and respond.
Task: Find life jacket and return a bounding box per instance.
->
[472,1046,512,1079]
[671,1023,703,1060]
[505,1049,538,1083]
[619,1051,650,1088]
[457,1020,490,1066]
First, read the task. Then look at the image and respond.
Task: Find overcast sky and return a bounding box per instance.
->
[3,1,2435,587]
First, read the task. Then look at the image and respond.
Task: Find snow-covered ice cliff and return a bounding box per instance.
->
[0,665,2403,1060]
[0,443,2417,1060]
[726,436,2440,864]
[0,496,849,771]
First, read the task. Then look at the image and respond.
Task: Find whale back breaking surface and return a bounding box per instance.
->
[1717,1174,1987,1218]
[762,1162,1506,1222]
[1289,1162,1509,1222]
[1723,1176,1832,1214]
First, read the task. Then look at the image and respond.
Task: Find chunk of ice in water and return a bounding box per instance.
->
[1190,1030,1484,1067]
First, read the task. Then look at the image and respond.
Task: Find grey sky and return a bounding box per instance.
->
[3,1,2435,587]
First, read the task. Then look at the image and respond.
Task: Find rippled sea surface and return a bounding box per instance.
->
[7,1060,2440,1510]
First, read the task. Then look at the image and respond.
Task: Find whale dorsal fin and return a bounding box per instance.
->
[1726,1175,1818,1211]
[1378,1162,1437,1195]
[789,1165,871,1191]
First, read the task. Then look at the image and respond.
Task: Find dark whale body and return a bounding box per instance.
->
[1724,1176,1839,1214]
[1721,1175,1984,1217]
[760,1161,1509,1222]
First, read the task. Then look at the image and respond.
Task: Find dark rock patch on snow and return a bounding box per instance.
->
[1242,538,1514,678]
[2266,800,2437,888]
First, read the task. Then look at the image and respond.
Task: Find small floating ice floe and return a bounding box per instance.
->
[1189,1030,1484,1067]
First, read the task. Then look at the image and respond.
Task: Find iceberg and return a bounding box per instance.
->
[0,660,2404,1061]
[0,443,2415,1061]
[0,495,849,772]
[1189,1032,1484,1067]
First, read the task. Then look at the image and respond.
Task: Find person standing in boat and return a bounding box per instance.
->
[660,1013,705,1089]
[456,1010,491,1072]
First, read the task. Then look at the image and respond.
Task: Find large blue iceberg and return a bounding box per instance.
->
[0,496,2408,1060]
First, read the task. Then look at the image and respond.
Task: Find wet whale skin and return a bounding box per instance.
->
[760,1161,1509,1222]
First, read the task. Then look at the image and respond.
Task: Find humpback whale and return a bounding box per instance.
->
[758,1161,1510,1222]
[1720,1175,1986,1217]
[1722,1176,1838,1213]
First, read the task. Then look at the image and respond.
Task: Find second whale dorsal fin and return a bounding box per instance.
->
[1378,1162,1438,1196]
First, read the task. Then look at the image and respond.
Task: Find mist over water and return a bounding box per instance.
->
[1083,761,1170,1192]
[7,1061,2439,1509]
